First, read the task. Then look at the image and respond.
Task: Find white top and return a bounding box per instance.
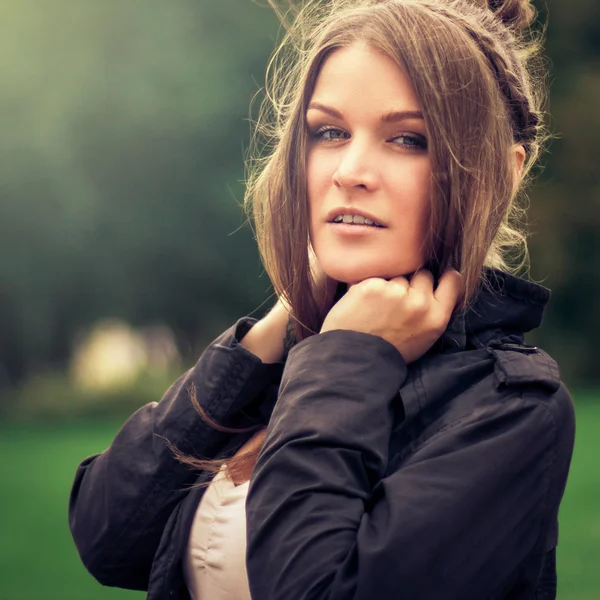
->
[183,466,252,600]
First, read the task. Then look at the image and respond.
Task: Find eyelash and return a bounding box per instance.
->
[311,126,428,150]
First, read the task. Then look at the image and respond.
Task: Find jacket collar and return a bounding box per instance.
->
[397,269,552,426]
[438,268,550,351]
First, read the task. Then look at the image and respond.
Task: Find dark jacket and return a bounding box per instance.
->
[69,271,575,600]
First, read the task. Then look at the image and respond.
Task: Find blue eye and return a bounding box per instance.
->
[309,127,427,150]
[313,127,348,142]
[391,134,428,150]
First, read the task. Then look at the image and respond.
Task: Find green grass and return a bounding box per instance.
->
[0,421,144,600]
[555,399,600,599]
[0,399,598,600]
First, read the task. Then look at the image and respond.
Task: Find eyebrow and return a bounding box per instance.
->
[307,101,424,123]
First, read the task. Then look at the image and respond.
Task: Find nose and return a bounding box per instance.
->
[332,139,379,191]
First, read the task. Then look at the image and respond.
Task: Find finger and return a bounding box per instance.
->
[348,276,387,289]
[409,269,434,294]
[433,269,462,312]
[388,275,410,293]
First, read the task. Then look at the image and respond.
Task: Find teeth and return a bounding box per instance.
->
[332,214,381,227]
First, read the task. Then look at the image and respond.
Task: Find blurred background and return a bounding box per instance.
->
[0,0,598,598]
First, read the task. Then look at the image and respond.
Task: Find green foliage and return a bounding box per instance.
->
[0,0,598,386]
[526,0,600,384]
[1,369,181,422]
[0,0,279,383]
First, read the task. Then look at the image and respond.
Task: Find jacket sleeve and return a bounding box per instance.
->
[245,330,575,600]
[69,318,280,591]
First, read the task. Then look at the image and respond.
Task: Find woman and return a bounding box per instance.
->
[69,1,575,599]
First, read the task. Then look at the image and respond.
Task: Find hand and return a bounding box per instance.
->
[320,269,462,364]
[242,248,337,363]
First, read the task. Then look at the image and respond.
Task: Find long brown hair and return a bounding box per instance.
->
[180,0,549,481]
[247,0,547,339]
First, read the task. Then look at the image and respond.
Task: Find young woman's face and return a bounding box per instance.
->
[306,42,431,284]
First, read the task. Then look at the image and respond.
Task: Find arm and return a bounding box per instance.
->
[245,332,575,600]
[69,316,284,590]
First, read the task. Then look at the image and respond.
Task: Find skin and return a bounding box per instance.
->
[306,42,431,285]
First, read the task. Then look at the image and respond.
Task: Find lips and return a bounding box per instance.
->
[332,214,383,227]
[326,207,386,227]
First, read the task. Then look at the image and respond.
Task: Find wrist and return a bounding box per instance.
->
[240,299,291,364]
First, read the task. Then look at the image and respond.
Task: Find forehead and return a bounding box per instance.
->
[309,42,422,113]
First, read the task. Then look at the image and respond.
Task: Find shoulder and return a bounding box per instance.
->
[487,343,575,440]
[398,342,575,471]
[392,345,575,519]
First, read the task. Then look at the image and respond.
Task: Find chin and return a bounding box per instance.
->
[321,260,410,284]
[314,242,426,283]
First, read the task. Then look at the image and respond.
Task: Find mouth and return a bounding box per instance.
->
[327,210,385,228]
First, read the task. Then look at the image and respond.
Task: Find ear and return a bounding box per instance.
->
[511,144,526,196]
[513,144,526,183]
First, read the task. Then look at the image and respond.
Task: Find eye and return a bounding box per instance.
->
[312,126,349,142]
[390,134,428,151]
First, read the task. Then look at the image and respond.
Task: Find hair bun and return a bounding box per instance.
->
[488,0,537,29]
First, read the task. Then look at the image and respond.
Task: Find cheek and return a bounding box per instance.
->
[307,151,333,206]
[306,154,325,242]
[411,165,433,253]
[390,160,431,216]
[397,157,429,191]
